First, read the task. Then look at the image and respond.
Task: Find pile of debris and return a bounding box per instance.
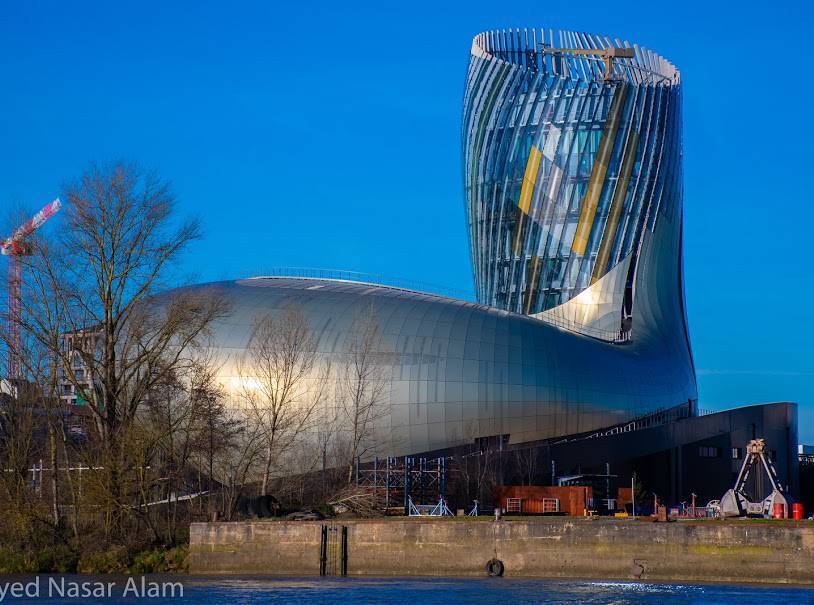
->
[328,487,388,517]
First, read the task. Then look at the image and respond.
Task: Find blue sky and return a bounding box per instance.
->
[1,0,812,441]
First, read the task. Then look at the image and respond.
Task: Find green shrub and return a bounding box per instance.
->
[53,546,81,573]
[0,547,31,574]
[130,545,188,574]
[165,545,188,572]
[0,541,189,574]
[78,545,129,573]
[315,503,335,518]
[130,549,163,574]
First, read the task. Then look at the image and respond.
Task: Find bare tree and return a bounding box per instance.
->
[238,306,325,496]
[513,447,539,486]
[215,422,264,520]
[1,211,72,532]
[314,390,342,500]
[0,380,43,544]
[337,304,390,486]
[447,421,500,508]
[139,356,221,543]
[14,162,228,538]
[189,364,240,516]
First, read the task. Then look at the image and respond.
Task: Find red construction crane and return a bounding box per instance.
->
[1,198,62,380]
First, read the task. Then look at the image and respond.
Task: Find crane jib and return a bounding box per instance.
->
[1,198,62,253]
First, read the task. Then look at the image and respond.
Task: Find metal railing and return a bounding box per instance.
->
[670,506,719,519]
[533,311,631,344]
[245,268,636,346]
[505,497,523,513]
[242,267,471,301]
[550,404,694,446]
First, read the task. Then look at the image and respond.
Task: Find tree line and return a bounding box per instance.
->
[0,162,388,571]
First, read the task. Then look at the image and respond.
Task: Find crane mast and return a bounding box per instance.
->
[1,198,62,381]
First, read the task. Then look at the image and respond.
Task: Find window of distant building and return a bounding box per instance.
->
[731,447,742,460]
[699,446,720,458]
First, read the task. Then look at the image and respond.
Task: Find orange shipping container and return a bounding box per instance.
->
[494,485,591,516]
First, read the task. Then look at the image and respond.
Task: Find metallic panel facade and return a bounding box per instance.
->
[183,275,696,459]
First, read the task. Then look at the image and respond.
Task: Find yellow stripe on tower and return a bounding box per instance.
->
[523,255,544,314]
[571,85,628,256]
[591,131,640,284]
[517,146,543,215]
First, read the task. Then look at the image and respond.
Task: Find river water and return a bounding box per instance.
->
[10,576,814,604]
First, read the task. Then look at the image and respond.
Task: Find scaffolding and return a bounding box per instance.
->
[356,456,448,515]
[407,496,454,517]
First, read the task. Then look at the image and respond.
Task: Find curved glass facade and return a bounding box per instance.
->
[463,29,682,321]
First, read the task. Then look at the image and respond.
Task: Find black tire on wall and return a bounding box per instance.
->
[485,558,504,577]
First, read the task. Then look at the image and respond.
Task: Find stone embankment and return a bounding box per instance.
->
[189,517,814,584]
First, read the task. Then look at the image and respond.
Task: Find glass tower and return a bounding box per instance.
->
[463,29,682,330]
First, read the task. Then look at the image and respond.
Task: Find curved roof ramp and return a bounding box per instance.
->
[531,254,632,343]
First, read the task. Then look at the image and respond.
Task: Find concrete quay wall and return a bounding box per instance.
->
[189,518,814,584]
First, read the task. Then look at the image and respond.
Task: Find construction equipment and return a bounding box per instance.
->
[538,44,636,81]
[720,438,791,518]
[1,198,62,380]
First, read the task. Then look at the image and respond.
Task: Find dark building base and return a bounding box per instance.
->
[533,401,799,507]
[397,402,799,512]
